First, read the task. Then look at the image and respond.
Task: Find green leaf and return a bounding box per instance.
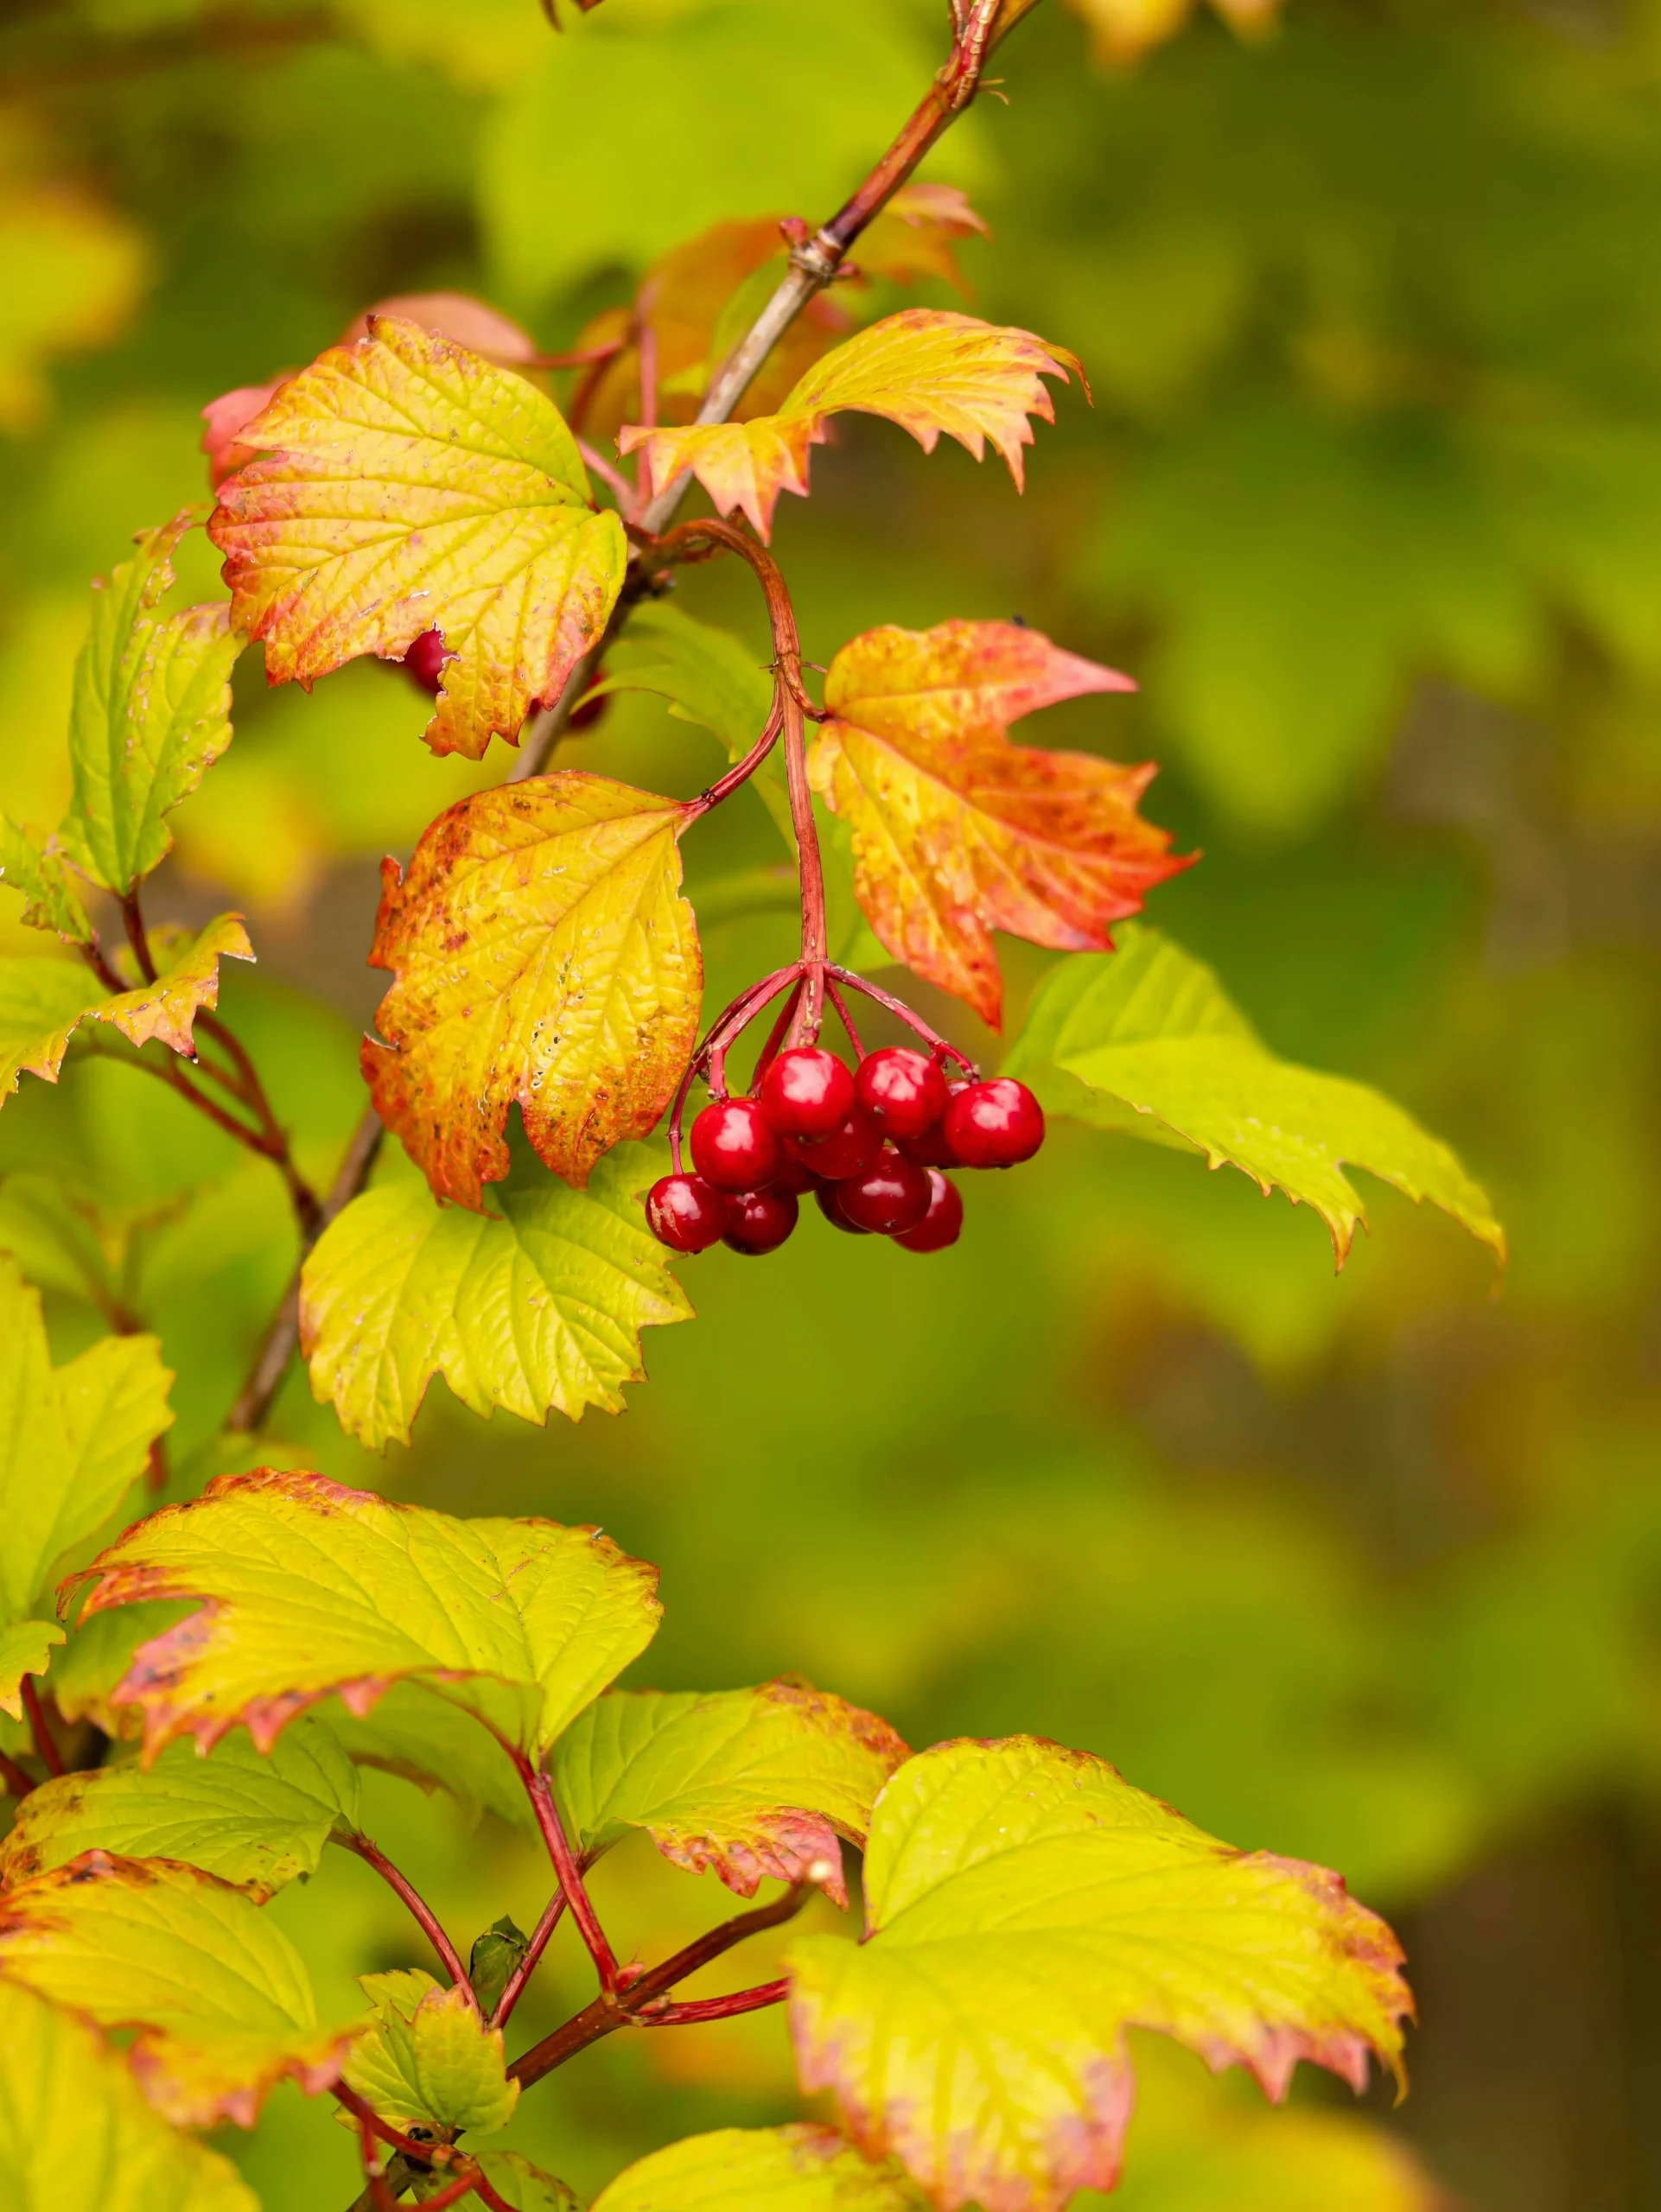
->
[345,1967,518,2135]
[0,1253,172,1634]
[0,1851,354,2126]
[59,509,241,894]
[0,1977,257,2212]
[71,1467,662,1762]
[1002,929,1505,1266]
[461,2152,580,2211]
[590,2126,926,2212]
[554,1681,908,1905]
[0,914,255,1104]
[0,815,91,941]
[785,1736,1413,2212]
[0,1717,359,1897]
[299,1145,693,1452]
[0,1618,66,1719]
[467,1916,530,2020]
[322,1680,532,1831]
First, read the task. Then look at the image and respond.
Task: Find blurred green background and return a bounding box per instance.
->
[4,0,1661,2205]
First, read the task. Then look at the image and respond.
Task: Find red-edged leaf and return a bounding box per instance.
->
[856,185,990,292]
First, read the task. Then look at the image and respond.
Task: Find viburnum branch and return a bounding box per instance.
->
[638,0,1032,532]
[334,2082,458,2168]
[353,2110,399,2212]
[507,1881,811,2091]
[520,1764,619,1992]
[334,1830,472,1995]
[487,1890,568,2031]
[0,1748,38,1801]
[19,1679,67,1779]
[637,1978,792,2025]
[416,2170,493,2212]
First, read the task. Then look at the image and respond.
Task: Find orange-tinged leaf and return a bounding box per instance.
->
[200,378,290,489]
[363,774,701,1207]
[336,290,540,361]
[208,315,627,761]
[856,185,990,292]
[807,620,1184,1027]
[619,308,1083,540]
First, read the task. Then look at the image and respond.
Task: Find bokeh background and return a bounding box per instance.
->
[4,0,1661,2206]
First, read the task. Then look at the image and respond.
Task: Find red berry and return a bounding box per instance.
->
[760,1046,856,1138]
[893,1169,963,1253]
[795,1107,883,1183]
[723,1186,799,1255]
[815,1182,870,1235]
[646,1173,728,1253]
[942,1077,1045,1168]
[856,1046,948,1139]
[403,628,449,694]
[690,1096,780,1192]
[837,1147,933,1235]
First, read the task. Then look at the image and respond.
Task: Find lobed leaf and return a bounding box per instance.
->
[0,1618,65,1720]
[1002,928,1506,1264]
[592,2126,927,2212]
[0,1253,173,1638]
[362,775,702,1207]
[0,815,91,942]
[0,914,255,1103]
[321,1681,531,1830]
[299,1146,692,1450]
[620,308,1082,540]
[59,510,241,894]
[808,620,1183,1027]
[67,1467,662,1763]
[786,1736,1413,2212]
[0,1719,359,1897]
[0,1851,353,2127]
[344,1967,518,2134]
[555,1681,909,1906]
[208,315,627,761]
[0,1977,256,2212]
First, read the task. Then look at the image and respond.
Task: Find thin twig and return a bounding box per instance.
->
[334,1831,472,1993]
[488,1890,567,2030]
[639,1978,791,2025]
[20,1680,66,1778]
[521,1767,618,1992]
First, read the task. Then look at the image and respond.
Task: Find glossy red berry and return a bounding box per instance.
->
[892,1168,963,1253]
[856,1046,948,1139]
[723,1186,799,1255]
[760,1046,856,1138]
[690,1096,780,1192]
[896,1080,970,1166]
[795,1107,883,1183]
[403,628,449,695]
[645,1173,728,1253]
[814,1182,870,1235]
[837,1147,933,1235]
[942,1077,1045,1168]
[770,1151,820,1195]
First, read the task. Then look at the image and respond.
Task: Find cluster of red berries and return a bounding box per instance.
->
[646,1046,1044,1259]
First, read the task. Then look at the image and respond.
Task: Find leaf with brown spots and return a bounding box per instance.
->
[0,1853,355,2127]
[807,620,1186,1027]
[65,1467,662,1763]
[553,1681,910,1907]
[362,774,702,1207]
[207,315,627,761]
[786,1737,1413,2212]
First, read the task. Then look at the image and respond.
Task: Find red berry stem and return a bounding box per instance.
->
[824,972,867,1059]
[825,964,977,1075]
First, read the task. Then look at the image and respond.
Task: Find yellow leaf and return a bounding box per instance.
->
[364,775,702,1207]
[620,308,1082,540]
[208,316,627,761]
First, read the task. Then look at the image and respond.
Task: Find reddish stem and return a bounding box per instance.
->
[335,1831,472,1994]
[487,1889,567,2030]
[824,975,866,1062]
[827,965,977,1072]
[0,1749,38,1800]
[410,2171,483,2212]
[119,892,159,983]
[355,2114,398,2212]
[520,1765,618,1992]
[639,1978,791,2025]
[683,686,785,822]
[20,1679,66,1778]
[334,2081,455,2167]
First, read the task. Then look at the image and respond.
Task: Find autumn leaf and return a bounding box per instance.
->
[0,1618,65,1721]
[786,1737,1412,2212]
[58,510,241,893]
[554,1681,910,1905]
[592,2126,927,2212]
[0,1977,256,2212]
[322,1681,532,1831]
[344,1967,518,2134]
[299,1145,693,1450]
[67,1467,662,1762]
[619,308,1083,539]
[1001,927,1506,1264]
[208,315,627,761]
[0,814,90,941]
[0,914,255,1103]
[0,1719,360,1897]
[807,620,1184,1027]
[362,775,702,1207]
[0,1852,354,2127]
[856,184,990,292]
